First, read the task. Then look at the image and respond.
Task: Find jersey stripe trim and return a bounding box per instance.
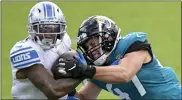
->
[132,75,146,96]
[10,47,32,55]
[10,48,34,57]
[14,59,41,68]
[13,58,40,67]
[11,50,39,65]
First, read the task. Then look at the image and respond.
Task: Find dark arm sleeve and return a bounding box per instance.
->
[68,88,76,96]
[125,40,153,64]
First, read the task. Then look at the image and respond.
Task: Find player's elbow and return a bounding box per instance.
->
[117,69,131,83]
[121,72,131,83]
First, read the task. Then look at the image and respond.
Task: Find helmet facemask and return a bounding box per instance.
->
[28,22,66,50]
[78,33,111,65]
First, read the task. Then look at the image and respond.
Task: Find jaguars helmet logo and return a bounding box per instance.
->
[96,17,105,24]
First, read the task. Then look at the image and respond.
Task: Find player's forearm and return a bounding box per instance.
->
[25,65,83,99]
[53,78,83,97]
[33,77,82,99]
[93,65,130,83]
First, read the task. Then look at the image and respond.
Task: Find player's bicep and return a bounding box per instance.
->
[118,40,153,77]
[10,46,42,69]
[25,64,54,89]
[22,64,58,98]
[119,50,149,80]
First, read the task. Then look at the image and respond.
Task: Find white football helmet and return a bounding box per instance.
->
[27,1,66,50]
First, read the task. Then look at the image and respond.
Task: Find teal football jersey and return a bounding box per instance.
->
[90,32,181,99]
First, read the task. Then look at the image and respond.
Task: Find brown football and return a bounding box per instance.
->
[51,50,78,79]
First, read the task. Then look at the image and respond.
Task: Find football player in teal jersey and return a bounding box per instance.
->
[56,15,181,99]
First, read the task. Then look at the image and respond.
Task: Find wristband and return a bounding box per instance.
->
[83,65,96,78]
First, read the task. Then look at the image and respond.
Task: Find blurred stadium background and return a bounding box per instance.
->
[1,1,181,99]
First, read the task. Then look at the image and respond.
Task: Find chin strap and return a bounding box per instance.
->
[93,53,108,65]
[35,35,56,50]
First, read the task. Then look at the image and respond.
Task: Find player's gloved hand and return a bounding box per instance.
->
[57,57,96,78]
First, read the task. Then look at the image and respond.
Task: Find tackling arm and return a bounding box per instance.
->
[56,41,152,83]
[56,49,150,84]
[93,50,150,83]
[92,40,153,83]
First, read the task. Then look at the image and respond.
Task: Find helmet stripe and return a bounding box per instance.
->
[45,4,53,18]
[42,3,47,17]
[52,6,55,17]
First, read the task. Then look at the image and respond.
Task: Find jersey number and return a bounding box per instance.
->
[106,75,146,99]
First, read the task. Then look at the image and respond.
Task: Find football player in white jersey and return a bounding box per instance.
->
[9,1,82,99]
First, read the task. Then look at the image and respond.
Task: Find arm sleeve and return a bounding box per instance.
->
[125,40,153,63]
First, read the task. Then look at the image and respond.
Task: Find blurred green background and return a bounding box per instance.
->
[2,1,181,99]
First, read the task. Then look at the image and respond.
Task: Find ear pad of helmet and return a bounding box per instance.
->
[57,34,61,39]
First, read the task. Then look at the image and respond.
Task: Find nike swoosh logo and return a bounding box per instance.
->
[68,64,76,71]
[136,34,144,38]
[58,67,66,75]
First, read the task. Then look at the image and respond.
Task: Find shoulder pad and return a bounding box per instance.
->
[56,33,72,55]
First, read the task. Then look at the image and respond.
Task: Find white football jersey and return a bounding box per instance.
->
[10,33,71,99]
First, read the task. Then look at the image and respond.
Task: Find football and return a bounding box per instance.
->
[51,50,78,79]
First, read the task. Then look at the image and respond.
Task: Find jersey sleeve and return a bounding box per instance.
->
[125,40,152,55]
[121,32,148,53]
[109,32,152,64]
[10,43,42,69]
[123,32,153,63]
[125,40,153,63]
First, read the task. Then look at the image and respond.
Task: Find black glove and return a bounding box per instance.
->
[57,57,96,78]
